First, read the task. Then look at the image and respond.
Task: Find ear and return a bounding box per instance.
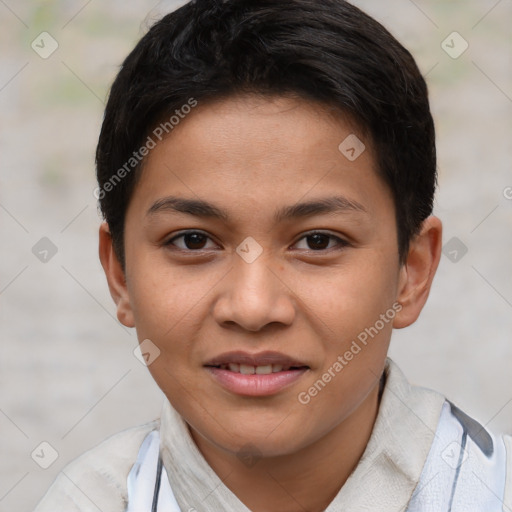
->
[98,222,135,328]
[393,216,442,329]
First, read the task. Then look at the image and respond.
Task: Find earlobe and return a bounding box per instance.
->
[393,216,442,329]
[98,222,135,328]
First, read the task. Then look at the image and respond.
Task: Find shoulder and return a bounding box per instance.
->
[409,400,512,511]
[33,421,158,512]
[383,361,512,510]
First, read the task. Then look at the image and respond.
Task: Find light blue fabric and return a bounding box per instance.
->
[126,430,181,512]
[407,401,507,511]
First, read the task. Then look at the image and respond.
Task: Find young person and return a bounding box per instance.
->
[34,0,511,510]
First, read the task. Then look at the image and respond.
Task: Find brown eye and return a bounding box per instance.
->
[306,233,331,250]
[166,231,216,251]
[293,231,348,251]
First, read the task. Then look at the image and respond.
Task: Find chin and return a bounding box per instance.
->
[203,417,311,458]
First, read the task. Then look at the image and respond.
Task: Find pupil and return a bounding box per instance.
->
[185,233,206,249]
[308,234,329,250]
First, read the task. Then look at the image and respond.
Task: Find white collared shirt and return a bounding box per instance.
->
[34,359,512,511]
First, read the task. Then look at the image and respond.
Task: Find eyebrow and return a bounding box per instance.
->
[146,195,368,222]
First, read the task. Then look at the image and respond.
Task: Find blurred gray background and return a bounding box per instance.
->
[1,1,511,511]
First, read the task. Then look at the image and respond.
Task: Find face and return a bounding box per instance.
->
[102,94,430,458]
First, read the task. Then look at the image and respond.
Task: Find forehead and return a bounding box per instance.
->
[128,94,393,225]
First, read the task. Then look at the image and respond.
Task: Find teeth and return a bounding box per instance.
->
[239,364,255,375]
[255,365,272,375]
[219,364,290,374]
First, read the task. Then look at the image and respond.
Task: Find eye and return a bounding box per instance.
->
[164,230,349,253]
[293,231,348,251]
[165,231,218,251]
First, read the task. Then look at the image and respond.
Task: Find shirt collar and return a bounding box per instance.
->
[159,358,445,512]
[325,358,445,511]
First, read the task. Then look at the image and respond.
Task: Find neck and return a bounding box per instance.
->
[190,380,382,512]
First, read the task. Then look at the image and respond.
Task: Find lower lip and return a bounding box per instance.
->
[205,367,308,396]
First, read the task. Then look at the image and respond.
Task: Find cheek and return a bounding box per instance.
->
[126,253,205,338]
[298,252,398,336]
[126,258,219,390]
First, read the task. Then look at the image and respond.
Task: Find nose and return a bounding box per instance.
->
[212,252,296,332]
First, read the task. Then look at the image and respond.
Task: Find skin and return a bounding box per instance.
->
[99,94,442,512]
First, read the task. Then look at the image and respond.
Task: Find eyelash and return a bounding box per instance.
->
[164,230,349,253]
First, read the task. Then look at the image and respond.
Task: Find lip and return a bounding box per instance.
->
[204,351,309,397]
[204,350,308,368]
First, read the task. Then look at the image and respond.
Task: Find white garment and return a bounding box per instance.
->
[33,359,512,512]
[125,400,512,511]
[407,401,510,510]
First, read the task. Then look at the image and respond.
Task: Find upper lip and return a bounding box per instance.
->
[204,351,309,368]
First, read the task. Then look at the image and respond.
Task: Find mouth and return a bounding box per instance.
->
[208,363,306,374]
[204,351,310,396]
